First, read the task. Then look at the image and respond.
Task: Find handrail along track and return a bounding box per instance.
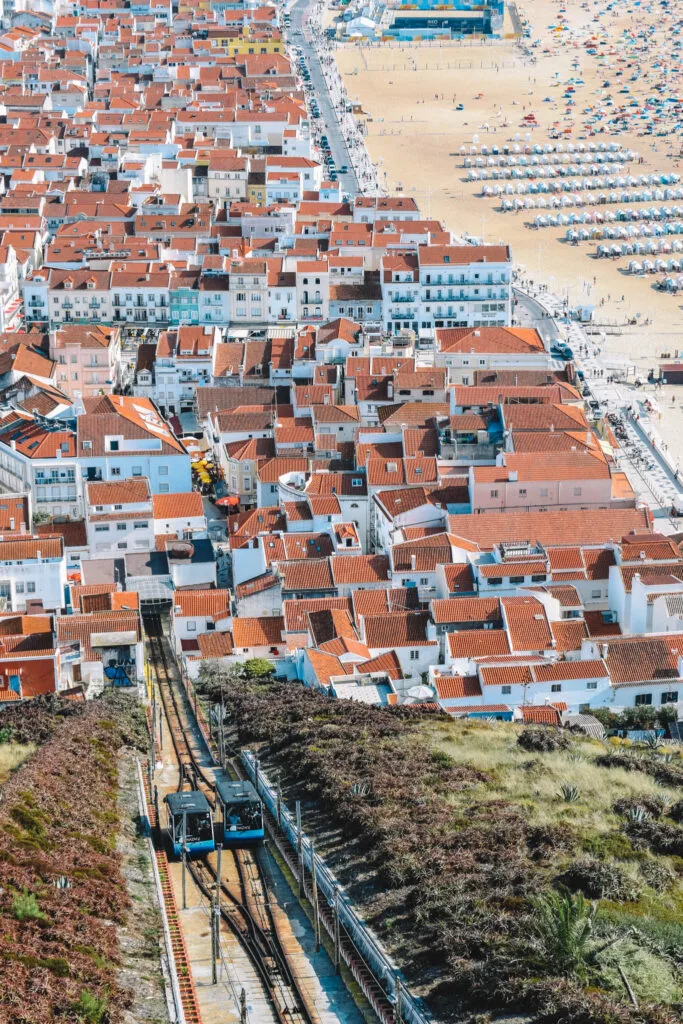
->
[144,613,315,1024]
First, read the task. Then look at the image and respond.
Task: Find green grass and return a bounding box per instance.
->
[0,744,35,786]
[424,717,683,1007]
[426,720,681,839]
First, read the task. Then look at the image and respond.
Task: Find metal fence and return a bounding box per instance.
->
[241,751,431,1024]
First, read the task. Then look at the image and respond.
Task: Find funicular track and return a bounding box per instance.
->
[144,614,316,1024]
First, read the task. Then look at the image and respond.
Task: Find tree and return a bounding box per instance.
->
[244,658,275,680]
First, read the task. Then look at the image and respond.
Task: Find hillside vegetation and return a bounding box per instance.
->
[201,668,683,1024]
[0,694,147,1024]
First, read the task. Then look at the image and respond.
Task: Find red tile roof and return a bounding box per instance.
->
[434,675,482,699]
[364,612,435,649]
[520,706,562,726]
[447,509,650,552]
[331,554,389,585]
[153,492,205,520]
[196,631,234,659]
[432,597,502,625]
[448,629,512,659]
[232,616,284,649]
[279,559,335,592]
[283,597,353,633]
[502,597,553,652]
[550,619,589,653]
[87,478,150,505]
[173,590,230,619]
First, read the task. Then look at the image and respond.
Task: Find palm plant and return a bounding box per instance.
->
[528,887,632,984]
[643,731,662,750]
[558,782,581,803]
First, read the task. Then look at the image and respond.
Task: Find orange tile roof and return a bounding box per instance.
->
[173,590,230,619]
[364,612,434,649]
[153,492,205,520]
[279,559,334,593]
[87,478,150,505]
[434,675,482,700]
[232,616,284,649]
[283,597,352,633]
[448,630,511,659]
[550,619,589,653]
[502,597,553,652]
[447,509,650,552]
[432,597,502,625]
[196,631,234,659]
[520,706,561,726]
[331,554,389,585]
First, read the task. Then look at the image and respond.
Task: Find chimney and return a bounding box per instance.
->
[633,572,641,585]
[600,643,608,660]
[411,554,416,570]
[509,469,518,482]
[9,518,14,531]
[36,549,41,560]
[387,380,393,399]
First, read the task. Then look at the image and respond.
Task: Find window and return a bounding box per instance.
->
[15,583,24,594]
[501,685,511,695]
[540,488,549,497]
[109,439,119,451]
[661,691,679,704]
[112,467,121,476]
[586,681,597,690]
[531,574,547,583]
[117,523,126,531]
[132,466,142,477]
[509,575,525,584]
[186,621,197,632]
[573,487,582,497]
[159,483,170,493]
[635,693,652,706]
[352,478,362,487]
[490,489,498,498]
[95,525,109,533]
[591,589,602,599]
[114,504,123,511]
[117,542,128,550]
[551,684,562,693]
[27,582,35,594]
[409,650,419,661]
[134,522,148,530]
[518,489,527,497]
[159,466,168,476]
[488,578,502,587]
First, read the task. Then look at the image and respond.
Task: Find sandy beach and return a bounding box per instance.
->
[336,0,683,376]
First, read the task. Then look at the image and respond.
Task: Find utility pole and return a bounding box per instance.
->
[296,800,303,896]
[215,844,222,912]
[333,885,341,974]
[211,898,219,984]
[310,841,320,952]
[181,811,188,911]
[276,778,282,830]
[394,975,403,1024]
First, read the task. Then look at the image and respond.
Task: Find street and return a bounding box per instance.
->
[290,0,378,196]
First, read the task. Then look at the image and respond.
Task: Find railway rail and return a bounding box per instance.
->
[144,614,316,1024]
